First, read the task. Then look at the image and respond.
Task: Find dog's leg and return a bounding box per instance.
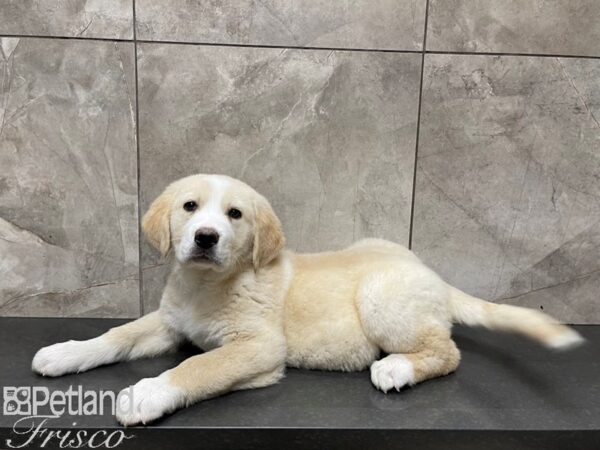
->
[370,331,460,392]
[32,311,183,377]
[356,268,460,392]
[116,336,285,426]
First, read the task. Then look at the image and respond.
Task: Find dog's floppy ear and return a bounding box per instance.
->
[252,198,285,269]
[142,189,173,257]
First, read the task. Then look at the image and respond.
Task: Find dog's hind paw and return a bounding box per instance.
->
[370,354,415,393]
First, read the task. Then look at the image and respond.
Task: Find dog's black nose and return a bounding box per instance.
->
[194,228,219,249]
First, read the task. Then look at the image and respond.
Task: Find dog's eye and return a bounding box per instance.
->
[183,201,197,212]
[228,208,242,219]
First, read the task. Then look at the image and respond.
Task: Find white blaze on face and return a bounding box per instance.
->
[176,177,233,265]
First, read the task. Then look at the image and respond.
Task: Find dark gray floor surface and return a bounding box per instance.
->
[0,318,598,449]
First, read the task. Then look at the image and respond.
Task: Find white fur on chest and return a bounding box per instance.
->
[161,300,229,351]
[160,258,291,352]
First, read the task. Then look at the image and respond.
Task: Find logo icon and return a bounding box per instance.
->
[3,387,31,415]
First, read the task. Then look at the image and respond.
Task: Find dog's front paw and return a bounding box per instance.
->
[116,374,186,426]
[370,354,415,393]
[32,341,90,377]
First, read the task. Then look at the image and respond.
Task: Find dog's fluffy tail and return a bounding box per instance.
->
[448,286,584,350]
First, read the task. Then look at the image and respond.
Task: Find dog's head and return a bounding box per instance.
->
[142,174,285,272]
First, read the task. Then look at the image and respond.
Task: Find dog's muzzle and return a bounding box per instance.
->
[190,227,221,264]
[195,228,219,249]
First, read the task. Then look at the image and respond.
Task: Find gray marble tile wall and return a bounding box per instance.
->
[1,1,598,322]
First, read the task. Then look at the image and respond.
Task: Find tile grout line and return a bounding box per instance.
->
[408,0,430,250]
[132,0,144,317]
[0,33,132,42]
[133,39,423,53]
[1,33,599,59]
[426,49,600,59]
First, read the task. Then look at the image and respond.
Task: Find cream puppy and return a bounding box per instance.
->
[32,174,584,426]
